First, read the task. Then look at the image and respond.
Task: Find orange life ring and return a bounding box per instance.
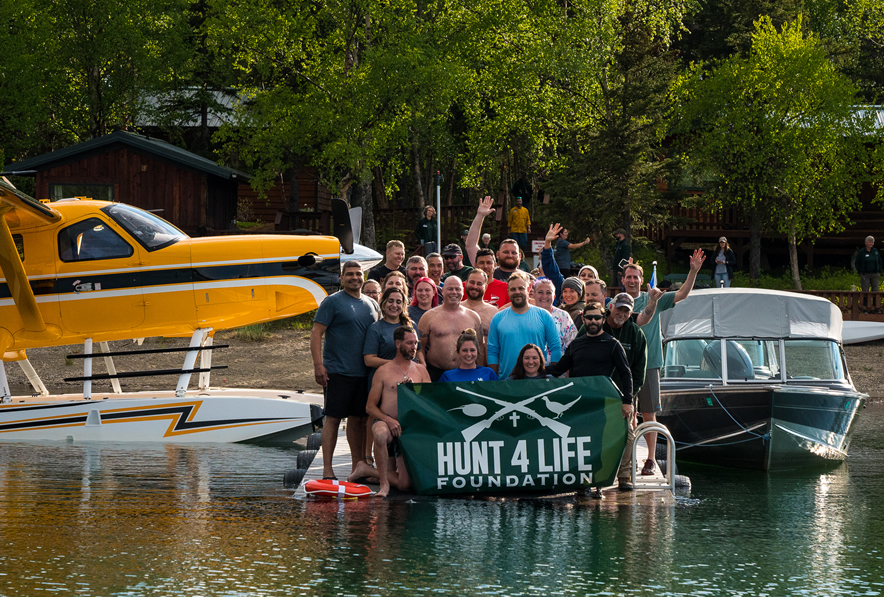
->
[304,478,375,498]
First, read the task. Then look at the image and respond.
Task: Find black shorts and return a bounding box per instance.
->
[387,436,402,459]
[425,362,447,382]
[324,374,369,419]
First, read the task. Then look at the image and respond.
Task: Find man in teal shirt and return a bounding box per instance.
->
[622,248,705,475]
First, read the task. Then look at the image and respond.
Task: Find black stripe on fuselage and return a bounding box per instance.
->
[0,259,341,300]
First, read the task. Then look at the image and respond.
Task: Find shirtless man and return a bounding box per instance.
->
[418,276,483,381]
[362,326,431,497]
[474,248,510,307]
[462,269,499,346]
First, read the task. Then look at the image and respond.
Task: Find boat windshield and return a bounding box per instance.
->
[663,338,845,382]
[102,204,188,251]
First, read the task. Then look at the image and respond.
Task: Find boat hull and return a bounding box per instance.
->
[657,384,866,471]
[0,388,323,446]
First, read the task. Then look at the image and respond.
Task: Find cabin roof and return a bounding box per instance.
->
[660,288,843,342]
[6,131,249,181]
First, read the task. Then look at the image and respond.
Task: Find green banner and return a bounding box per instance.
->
[398,377,627,495]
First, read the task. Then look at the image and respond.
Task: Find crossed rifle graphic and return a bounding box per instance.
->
[455,383,576,442]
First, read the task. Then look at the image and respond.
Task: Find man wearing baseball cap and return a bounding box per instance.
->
[604,292,648,491]
[440,243,473,283]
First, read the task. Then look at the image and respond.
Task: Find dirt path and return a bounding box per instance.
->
[5,332,883,400]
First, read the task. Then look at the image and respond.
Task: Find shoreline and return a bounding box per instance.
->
[4,329,882,402]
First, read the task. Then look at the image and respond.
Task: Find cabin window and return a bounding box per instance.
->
[58,218,134,262]
[783,340,845,381]
[102,204,186,251]
[49,183,114,202]
[662,339,720,380]
[13,234,23,261]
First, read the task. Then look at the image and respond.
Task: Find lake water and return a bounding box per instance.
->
[2,404,884,596]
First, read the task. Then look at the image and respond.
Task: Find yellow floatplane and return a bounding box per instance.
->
[0,178,380,444]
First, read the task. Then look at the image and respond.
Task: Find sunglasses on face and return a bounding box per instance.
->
[583,314,604,321]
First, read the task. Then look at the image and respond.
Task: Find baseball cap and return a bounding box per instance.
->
[612,293,634,310]
[442,243,463,256]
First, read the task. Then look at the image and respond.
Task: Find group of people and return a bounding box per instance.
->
[311,198,707,497]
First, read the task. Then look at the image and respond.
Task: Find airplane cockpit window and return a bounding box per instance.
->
[59,218,134,262]
[102,204,187,251]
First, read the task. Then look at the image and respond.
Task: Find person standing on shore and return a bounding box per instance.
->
[310,261,380,481]
[415,205,438,254]
[856,235,882,293]
[612,229,631,289]
[554,228,590,275]
[466,196,522,283]
[711,237,737,288]
[507,197,531,253]
[462,269,500,343]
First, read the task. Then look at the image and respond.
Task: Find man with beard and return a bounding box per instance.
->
[474,248,510,307]
[486,271,561,378]
[418,276,484,381]
[622,249,704,476]
[604,293,648,491]
[310,261,380,481]
[546,301,634,497]
[465,196,522,282]
[462,269,499,343]
[405,255,428,291]
[440,244,473,282]
[359,326,430,497]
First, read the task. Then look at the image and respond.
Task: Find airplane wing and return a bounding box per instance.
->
[0,179,62,223]
[0,180,61,346]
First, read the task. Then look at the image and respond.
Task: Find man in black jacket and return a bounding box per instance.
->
[546,302,633,496]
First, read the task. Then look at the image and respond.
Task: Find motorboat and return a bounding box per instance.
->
[658,288,866,471]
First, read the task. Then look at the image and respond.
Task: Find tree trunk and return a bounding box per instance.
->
[411,131,426,207]
[447,158,456,206]
[285,160,300,213]
[749,207,762,279]
[372,166,388,209]
[788,220,802,290]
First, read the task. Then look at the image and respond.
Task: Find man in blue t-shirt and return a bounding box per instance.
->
[311,260,380,480]
[487,271,562,379]
[623,248,705,475]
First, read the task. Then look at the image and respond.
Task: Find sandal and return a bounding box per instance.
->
[641,459,656,476]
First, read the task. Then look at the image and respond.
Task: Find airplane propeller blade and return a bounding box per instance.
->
[331,198,354,255]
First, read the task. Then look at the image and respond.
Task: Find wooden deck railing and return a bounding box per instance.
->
[790,290,884,322]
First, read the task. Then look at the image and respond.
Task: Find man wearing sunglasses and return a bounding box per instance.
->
[440,244,473,283]
[545,302,633,417]
[545,301,633,497]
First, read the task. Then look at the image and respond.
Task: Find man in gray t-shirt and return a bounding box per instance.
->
[311,261,380,480]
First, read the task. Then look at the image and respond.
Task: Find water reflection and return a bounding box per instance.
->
[0,409,882,594]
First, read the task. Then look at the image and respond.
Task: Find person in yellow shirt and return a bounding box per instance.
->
[508,197,531,252]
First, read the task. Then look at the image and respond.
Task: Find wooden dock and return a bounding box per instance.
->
[293,421,681,505]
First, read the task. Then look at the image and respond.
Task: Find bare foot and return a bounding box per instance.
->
[348,460,379,483]
[375,483,390,498]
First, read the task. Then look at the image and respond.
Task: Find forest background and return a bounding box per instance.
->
[2,0,884,288]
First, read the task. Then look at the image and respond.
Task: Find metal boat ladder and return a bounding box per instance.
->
[631,421,676,495]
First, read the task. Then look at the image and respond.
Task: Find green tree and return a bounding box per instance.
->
[541,8,685,274]
[672,16,873,287]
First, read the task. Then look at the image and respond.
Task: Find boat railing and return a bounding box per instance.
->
[632,422,675,495]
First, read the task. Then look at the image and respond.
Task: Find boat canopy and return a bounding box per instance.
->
[659,288,842,342]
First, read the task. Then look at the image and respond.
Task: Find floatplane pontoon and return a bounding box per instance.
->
[0,178,380,445]
[658,288,867,471]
